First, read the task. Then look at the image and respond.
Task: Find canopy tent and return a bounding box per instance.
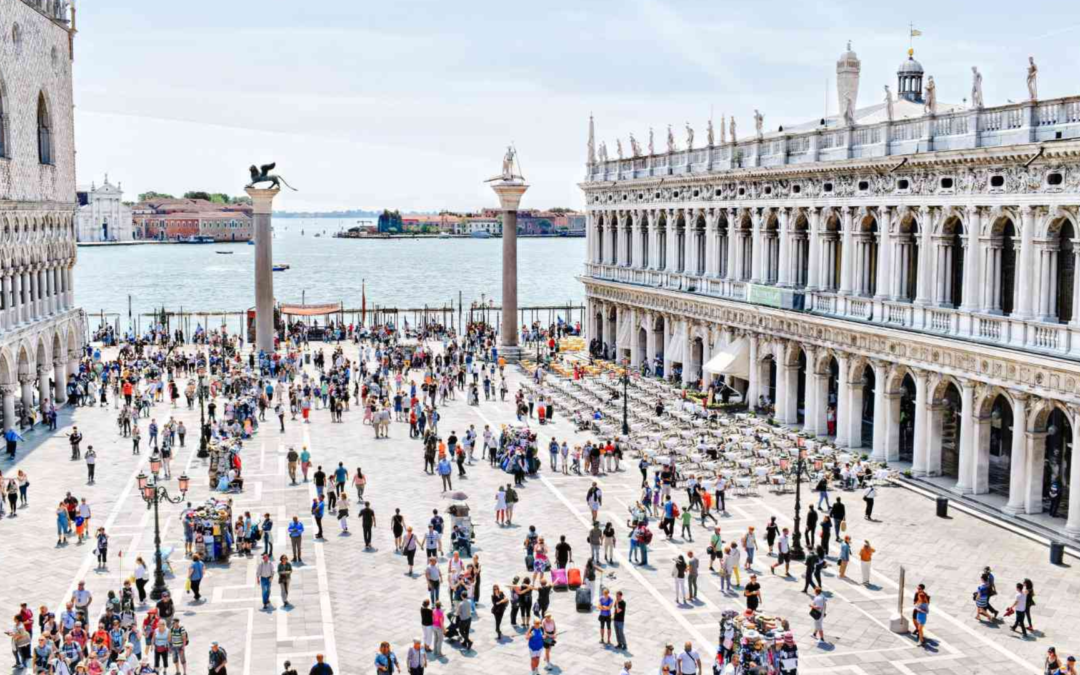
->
[665,323,687,365]
[616,312,632,349]
[279,302,343,317]
[703,337,750,380]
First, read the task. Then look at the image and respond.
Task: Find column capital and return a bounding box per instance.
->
[243,187,280,215]
[0,384,17,396]
[17,374,31,385]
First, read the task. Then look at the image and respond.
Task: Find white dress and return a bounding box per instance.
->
[496,491,507,511]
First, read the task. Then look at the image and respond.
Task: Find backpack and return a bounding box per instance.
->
[671,503,680,518]
[642,528,654,545]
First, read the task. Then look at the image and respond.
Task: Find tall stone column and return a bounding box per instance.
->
[1,385,16,434]
[53,360,66,404]
[245,187,281,354]
[19,375,34,416]
[1066,409,1080,536]
[953,380,976,493]
[491,181,529,361]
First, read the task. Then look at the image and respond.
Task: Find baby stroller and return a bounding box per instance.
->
[443,615,462,642]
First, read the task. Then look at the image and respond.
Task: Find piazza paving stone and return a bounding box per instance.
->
[0,341,1075,674]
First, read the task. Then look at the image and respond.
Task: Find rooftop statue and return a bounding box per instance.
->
[667,125,676,154]
[630,133,642,158]
[707,119,715,147]
[247,162,297,191]
[924,76,937,116]
[1027,56,1038,101]
[753,110,763,139]
[685,122,694,151]
[843,96,856,127]
[616,139,624,160]
[729,117,736,144]
[884,86,894,122]
[971,67,984,109]
[720,115,727,144]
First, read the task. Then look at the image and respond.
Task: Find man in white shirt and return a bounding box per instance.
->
[619,661,632,675]
[676,642,701,675]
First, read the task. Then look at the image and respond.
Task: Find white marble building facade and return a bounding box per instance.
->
[76,176,134,242]
[581,48,1080,536]
[0,0,85,431]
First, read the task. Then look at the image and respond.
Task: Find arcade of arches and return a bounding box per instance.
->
[587,295,1080,538]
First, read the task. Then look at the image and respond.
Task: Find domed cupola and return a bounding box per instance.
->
[897,48,924,103]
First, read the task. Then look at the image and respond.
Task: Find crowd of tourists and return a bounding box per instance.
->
[3,317,1074,675]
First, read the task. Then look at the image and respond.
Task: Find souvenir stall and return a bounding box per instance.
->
[208,439,244,492]
[184,498,234,562]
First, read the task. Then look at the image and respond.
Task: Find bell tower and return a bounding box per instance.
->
[836,41,861,114]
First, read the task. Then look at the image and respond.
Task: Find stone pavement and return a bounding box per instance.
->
[0,341,1077,675]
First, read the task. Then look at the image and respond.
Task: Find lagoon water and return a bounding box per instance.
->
[75,218,587,327]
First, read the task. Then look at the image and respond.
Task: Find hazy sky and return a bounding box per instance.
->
[73,0,1080,212]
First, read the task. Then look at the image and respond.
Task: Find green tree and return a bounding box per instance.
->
[183,191,212,201]
[138,191,174,201]
[209,193,231,204]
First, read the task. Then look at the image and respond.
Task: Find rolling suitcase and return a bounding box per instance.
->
[575,586,592,612]
[567,567,582,588]
[552,568,568,590]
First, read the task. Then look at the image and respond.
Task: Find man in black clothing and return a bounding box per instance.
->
[802,549,820,594]
[359,502,377,548]
[313,467,327,498]
[308,654,333,675]
[829,498,846,534]
[554,536,572,570]
[805,506,818,548]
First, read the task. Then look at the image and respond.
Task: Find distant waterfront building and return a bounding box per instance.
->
[0,0,84,433]
[582,45,1080,535]
[456,216,502,236]
[133,198,253,241]
[76,175,134,242]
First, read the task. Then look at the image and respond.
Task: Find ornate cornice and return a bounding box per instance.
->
[584,277,1080,405]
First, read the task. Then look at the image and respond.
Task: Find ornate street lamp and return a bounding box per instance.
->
[789,448,810,561]
[621,358,631,437]
[197,368,209,459]
[137,470,190,600]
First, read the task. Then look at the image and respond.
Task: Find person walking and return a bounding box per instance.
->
[913,586,930,647]
[257,554,274,609]
[277,555,293,606]
[360,501,377,549]
[838,536,852,580]
[770,528,792,577]
[687,552,700,602]
[311,497,325,539]
[187,554,205,602]
[863,484,876,520]
[527,619,545,675]
[491,585,509,641]
[402,527,419,575]
[406,639,427,675]
[288,516,304,563]
[673,555,688,605]
[1009,582,1029,638]
[810,588,827,642]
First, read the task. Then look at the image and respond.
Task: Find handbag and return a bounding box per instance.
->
[809,607,822,620]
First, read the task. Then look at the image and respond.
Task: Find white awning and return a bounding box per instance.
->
[616,313,632,348]
[665,324,686,364]
[703,338,750,380]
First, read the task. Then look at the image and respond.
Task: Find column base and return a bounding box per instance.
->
[1002,503,1025,516]
[889,614,910,634]
[498,345,524,363]
[950,485,973,496]
[1065,523,1080,539]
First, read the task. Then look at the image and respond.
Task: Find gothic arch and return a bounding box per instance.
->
[1027,398,1071,433]
[974,386,1017,418]
[0,349,13,386]
[985,206,1022,237]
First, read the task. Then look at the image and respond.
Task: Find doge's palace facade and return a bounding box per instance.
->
[581,46,1080,537]
[0,0,84,432]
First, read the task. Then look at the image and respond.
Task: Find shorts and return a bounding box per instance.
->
[778,552,790,564]
[530,649,543,659]
[170,648,186,664]
[598,615,612,627]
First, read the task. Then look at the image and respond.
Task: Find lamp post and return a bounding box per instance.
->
[137,462,189,600]
[621,358,631,437]
[789,448,810,561]
[197,369,209,459]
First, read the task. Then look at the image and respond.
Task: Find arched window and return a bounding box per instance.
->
[37,93,52,165]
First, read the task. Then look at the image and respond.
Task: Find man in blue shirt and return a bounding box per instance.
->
[437,457,453,491]
[288,516,304,563]
[188,555,205,602]
[5,428,25,459]
[311,497,325,539]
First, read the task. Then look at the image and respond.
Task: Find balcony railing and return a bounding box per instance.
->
[584,263,1080,358]
[586,95,1080,183]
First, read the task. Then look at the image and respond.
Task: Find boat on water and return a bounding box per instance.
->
[273,263,290,272]
[470,230,492,239]
[216,251,234,255]
[314,233,321,238]
[247,240,255,245]
[439,233,451,239]
[178,235,216,244]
